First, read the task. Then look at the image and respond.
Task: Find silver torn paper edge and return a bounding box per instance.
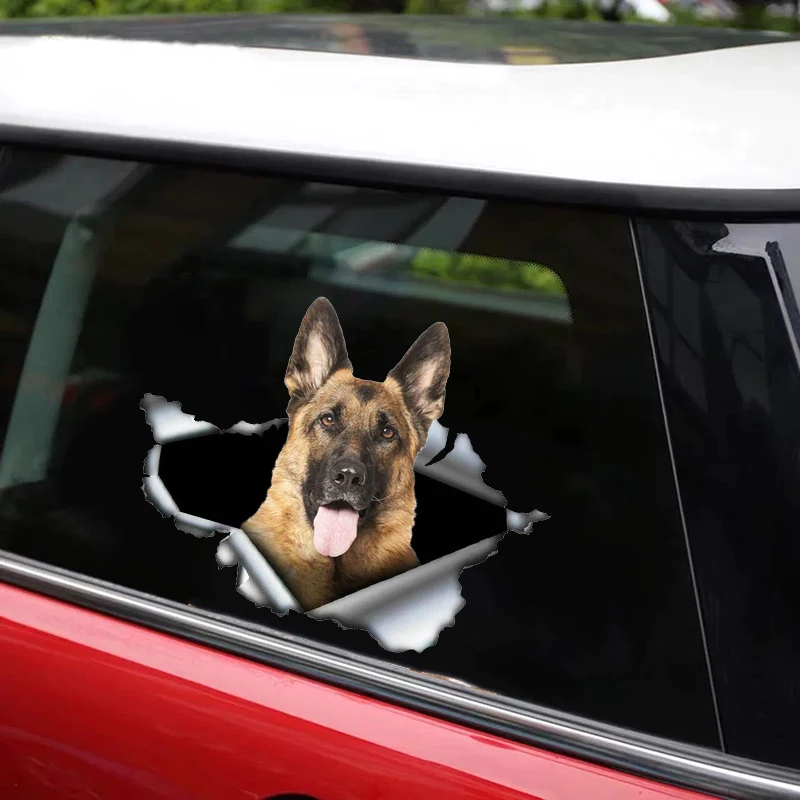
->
[140,394,298,612]
[141,394,547,652]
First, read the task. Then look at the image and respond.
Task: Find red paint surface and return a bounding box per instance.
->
[0,582,720,800]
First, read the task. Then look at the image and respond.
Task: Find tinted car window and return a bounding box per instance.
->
[635,218,800,769]
[0,148,719,747]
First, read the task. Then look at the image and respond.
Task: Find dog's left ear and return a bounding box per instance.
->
[387,322,451,441]
[285,297,352,404]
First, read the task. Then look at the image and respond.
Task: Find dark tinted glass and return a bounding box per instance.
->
[635,218,800,768]
[0,148,719,746]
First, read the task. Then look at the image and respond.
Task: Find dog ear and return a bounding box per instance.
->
[285,298,352,403]
[387,322,451,441]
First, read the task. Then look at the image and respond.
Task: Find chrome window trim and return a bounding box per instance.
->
[2,550,800,800]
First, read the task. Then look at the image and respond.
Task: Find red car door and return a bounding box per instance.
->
[1,579,719,800]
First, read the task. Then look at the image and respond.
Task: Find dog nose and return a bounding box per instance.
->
[332,458,366,490]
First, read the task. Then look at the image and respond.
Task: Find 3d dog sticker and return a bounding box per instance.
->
[242,298,450,611]
[142,297,548,652]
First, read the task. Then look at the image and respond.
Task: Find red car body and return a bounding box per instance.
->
[1,582,715,800]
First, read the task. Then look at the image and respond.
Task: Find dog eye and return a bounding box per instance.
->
[320,413,336,427]
[381,425,396,440]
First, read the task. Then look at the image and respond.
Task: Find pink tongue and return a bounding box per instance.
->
[313,505,359,558]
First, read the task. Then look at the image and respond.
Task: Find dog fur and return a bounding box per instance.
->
[242,297,451,611]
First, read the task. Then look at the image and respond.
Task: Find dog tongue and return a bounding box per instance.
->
[313,505,359,558]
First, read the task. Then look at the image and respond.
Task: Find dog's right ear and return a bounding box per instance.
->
[285,297,352,404]
[387,322,451,443]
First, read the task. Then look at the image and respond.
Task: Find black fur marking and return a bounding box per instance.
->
[355,383,378,404]
[372,471,389,514]
[359,446,378,492]
[365,446,389,523]
[302,451,327,525]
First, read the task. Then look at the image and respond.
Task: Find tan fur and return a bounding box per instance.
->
[243,371,423,611]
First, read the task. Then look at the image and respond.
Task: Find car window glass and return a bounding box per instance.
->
[635,218,800,770]
[0,148,719,748]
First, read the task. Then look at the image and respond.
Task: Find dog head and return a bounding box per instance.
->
[279,297,450,558]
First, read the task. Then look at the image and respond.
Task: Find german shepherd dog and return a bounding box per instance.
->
[242,297,451,611]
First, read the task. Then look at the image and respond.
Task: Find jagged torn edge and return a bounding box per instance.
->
[358,426,549,652]
[140,393,298,614]
[140,392,549,652]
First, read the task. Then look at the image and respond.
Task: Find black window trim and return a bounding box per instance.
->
[2,550,800,800]
[2,128,800,220]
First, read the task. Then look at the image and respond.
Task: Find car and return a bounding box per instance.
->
[1,12,800,800]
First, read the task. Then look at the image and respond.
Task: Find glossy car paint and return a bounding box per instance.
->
[0,581,719,800]
[0,35,799,193]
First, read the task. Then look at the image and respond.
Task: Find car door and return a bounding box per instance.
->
[0,144,795,800]
[2,577,724,800]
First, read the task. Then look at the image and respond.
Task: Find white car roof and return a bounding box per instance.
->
[0,35,798,208]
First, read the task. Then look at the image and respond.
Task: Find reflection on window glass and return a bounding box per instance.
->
[636,218,800,771]
[0,149,718,749]
[409,248,567,296]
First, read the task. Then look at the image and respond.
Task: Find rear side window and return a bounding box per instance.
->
[0,148,719,748]
[635,218,800,770]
